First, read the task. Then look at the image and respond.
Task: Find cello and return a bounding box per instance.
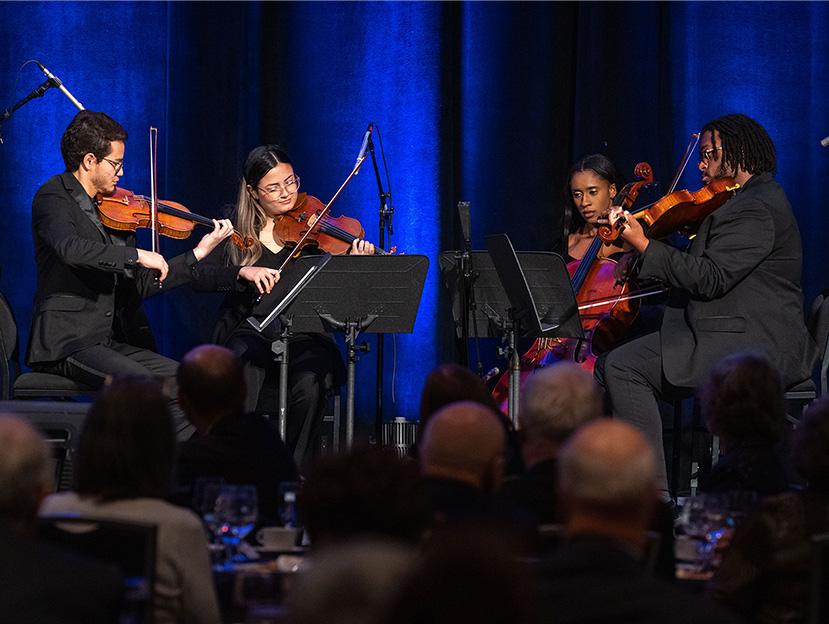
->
[491,163,655,412]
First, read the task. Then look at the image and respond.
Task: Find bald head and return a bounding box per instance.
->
[519,363,602,465]
[419,401,506,493]
[177,344,247,431]
[558,419,656,534]
[0,415,52,533]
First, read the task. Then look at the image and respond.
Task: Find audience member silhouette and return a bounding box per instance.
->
[419,401,506,521]
[0,414,123,624]
[175,344,299,525]
[382,527,541,624]
[538,419,741,623]
[290,538,417,624]
[498,362,602,524]
[712,395,829,622]
[698,352,790,497]
[298,445,430,549]
[39,376,221,624]
[417,362,522,475]
[418,401,534,549]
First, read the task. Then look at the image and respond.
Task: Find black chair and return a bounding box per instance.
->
[808,532,829,624]
[39,515,158,624]
[670,290,829,496]
[787,290,829,422]
[0,291,96,399]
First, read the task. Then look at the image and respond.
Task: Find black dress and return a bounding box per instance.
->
[193,239,346,469]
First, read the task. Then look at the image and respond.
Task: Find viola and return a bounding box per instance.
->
[598,177,740,244]
[96,187,254,250]
[274,193,394,256]
[491,163,654,412]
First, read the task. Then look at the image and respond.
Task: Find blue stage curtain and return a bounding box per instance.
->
[1,1,827,429]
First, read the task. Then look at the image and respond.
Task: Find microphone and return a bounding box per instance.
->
[354,122,374,172]
[484,366,500,382]
[35,62,84,111]
[821,135,829,148]
[457,201,471,250]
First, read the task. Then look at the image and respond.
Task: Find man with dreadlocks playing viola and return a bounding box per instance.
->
[594,113,812,504]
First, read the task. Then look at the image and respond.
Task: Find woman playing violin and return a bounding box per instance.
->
[25,110,234,438]
[595,113,812,502]
[194,145,373,468]
[564,154,631,261]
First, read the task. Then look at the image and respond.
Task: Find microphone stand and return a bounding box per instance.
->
[367,134,393,442]
[0,78,55,144]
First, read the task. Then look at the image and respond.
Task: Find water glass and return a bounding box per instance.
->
[277,482,301,528]
[216,484,259,564]
[679,493,729,572]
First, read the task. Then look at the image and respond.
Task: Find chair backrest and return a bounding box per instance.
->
[39,515,158,624]
[0,291,21,400]
[806,290,829,397]
[809,532,829,624]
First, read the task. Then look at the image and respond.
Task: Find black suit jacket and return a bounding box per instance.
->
[175,411,300,525]
[539,536,743,624]
[0,521,124,624]
[639,173,810,388]
[26,171,199,366]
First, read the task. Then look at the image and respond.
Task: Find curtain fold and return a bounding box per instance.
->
[1,0,826,424]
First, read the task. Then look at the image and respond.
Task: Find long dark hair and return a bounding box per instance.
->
[226,144,293,266]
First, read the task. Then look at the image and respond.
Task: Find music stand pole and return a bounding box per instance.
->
[271,321,291,440]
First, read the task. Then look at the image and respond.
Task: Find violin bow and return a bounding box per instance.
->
[276,153,369,274]
[149,126,161,286]
[668,132,700,194]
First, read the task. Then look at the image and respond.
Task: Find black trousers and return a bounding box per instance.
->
[225,331,338,469]
[594,331,694,493]
[39,339,194,439]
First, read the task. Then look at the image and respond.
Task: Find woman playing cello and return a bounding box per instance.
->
[563,154,631,262]
[193,145,374,468]
[492,154,660,411]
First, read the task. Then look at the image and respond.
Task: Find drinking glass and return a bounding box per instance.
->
[679,493,729,573]
[195,478,229,566]
[217,484,259,564]
[277,482,301,528]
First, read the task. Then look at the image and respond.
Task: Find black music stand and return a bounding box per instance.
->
[246,253,334,440]
[439,237,581,426]
[250,254,429,448]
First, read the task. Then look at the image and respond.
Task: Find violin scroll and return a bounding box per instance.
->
[597,162,654,243]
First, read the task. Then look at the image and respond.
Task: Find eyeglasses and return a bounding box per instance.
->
[697,147,723,165]
[101,157,124,174]
[257,175,300,197]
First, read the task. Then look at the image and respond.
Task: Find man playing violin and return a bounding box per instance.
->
[595,113,812,501]
[26,110,234,437]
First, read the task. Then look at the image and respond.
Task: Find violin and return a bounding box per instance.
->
[274,193,394,256]
[95,187,255,250]
[598,177,740,244]
[491,163,654,412]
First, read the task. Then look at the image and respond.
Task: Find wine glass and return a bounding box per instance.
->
[679,493,728,573]
[216,484,259,564]
[194,478,228,565]
[277,481,301,529]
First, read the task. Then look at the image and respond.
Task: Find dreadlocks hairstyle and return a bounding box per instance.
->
[701,113,777,177]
